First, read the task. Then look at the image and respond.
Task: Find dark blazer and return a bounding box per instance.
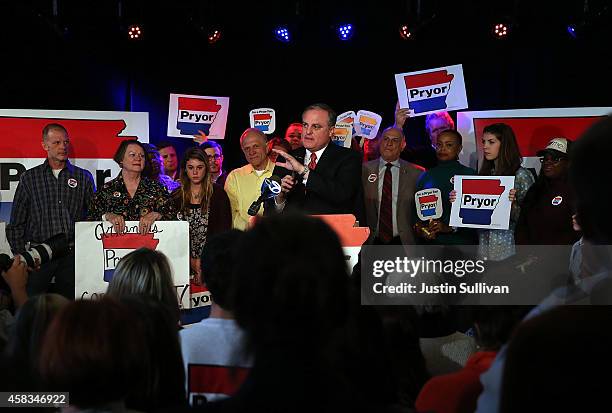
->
[265,143,365,223]
[362,158,423,245]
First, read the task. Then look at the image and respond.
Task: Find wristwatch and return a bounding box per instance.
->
[299,164,309,177]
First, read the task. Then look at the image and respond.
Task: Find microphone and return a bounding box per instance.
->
[248,175,282,216]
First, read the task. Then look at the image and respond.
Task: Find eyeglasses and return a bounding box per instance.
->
[207,154,222,160]
[127,152,145,159]
[382,136,402,145]
[539,156,566,164]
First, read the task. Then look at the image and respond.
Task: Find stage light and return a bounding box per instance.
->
[399,24,412,40]
[128,24,142,40]
[274,27,290,43]
[208,29,222,44]
[492,22,509,39]
[337,24,354,41]
[567,24,578,38]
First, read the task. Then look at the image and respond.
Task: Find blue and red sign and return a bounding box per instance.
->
[459,179,505,225]
[101,232,160,282]
[404,70,454,114]
[177,97,222,136]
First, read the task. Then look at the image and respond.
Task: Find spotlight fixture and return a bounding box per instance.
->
[337,23,354,41]
[274,26,290,43]
[128,24,142,40]
[399,24,412,40]
[492,22,509,39]
[567,24,578,38]
[208,29,222,44]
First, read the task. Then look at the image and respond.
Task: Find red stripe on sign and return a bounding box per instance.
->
[101,233,160,249]
[404,70,454,89]
[253,114,272,121]
[462,179,504,195]
[178,97,221,112]
[473,116,604,157]
[189,364,250,395]
[419,195,438,204]
[0,117,138,158]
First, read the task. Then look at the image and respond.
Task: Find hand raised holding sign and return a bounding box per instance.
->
[193,130,208,144]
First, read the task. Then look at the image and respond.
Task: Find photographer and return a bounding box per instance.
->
[6,124,95,299]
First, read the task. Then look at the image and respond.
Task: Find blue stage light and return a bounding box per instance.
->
[337,24,354,40]
[275,27,290,43]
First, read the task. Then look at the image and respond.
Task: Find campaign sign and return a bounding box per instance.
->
[249,108,276,134]
[0,109,149,223]
[395,64,468,116]
[75,221,190,309]
[332,122,353,148]
[355,110,382,140]
[450,176,514,230]
[415,188,443,220]
[167,93,230,139]
[336,111,357,136]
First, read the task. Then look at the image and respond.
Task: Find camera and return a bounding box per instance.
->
[0,233,69,273]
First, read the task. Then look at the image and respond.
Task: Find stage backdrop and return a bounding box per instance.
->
[0,109,149,222]
[457,107,612,172]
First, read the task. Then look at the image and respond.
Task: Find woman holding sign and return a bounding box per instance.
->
[88,140,174,234]
[451,124,534,260]
[415,130,477,244]
[171,147,231,283]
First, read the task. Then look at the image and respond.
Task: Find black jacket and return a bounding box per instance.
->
[265,143,365,224]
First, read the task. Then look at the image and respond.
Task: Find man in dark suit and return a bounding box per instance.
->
[266,103,364,222]
[362,126,423,245]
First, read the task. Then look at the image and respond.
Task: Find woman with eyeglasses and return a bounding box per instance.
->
[88,140,174,234]
[171,147,231,284]
[515,138,578,245]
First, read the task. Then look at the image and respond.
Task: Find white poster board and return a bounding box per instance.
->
[354,110,383,139]
[394,64,468,116]
[167,93,230,139]
[249,108,276,134]
[415,188,443,221]
[332,122,353,148]
[449,175,514,230]
[75,221,190,309]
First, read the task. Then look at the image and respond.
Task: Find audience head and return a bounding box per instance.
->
[570,115,612,244]
[40,298,148,409]
[267,136,292,163]
[158,141,180,178]
[436,129,463,162]
[4,294,68,385]
[379,127,406,163]
[106,248,180,323]
[302,103,336,152]
[113,140,148,176]
[200,230,244,311]
[231,215,349,351]
[200,140,224,176]
[240,128,269,170]
[471,306,530,351]
[479,123,522,176]
[501,306,612,413]
[285,122,304,150]
[425,112,455,146]
[119,295,186,410]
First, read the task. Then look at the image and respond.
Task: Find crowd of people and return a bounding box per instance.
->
[0,103,610,412]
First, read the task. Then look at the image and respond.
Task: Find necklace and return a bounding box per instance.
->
[191,191,202,202]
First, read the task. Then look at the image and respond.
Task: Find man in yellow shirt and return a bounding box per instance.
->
[224,128,274,230]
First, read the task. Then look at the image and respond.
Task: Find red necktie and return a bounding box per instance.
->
[308,152,317,170]
[378,163,393,243]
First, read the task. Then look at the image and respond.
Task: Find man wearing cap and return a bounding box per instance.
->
[515,137,577,245]
[362,126,424,245]
[6,123,95,299]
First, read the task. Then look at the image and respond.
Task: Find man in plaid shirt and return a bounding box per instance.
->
[6,123,95,299]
